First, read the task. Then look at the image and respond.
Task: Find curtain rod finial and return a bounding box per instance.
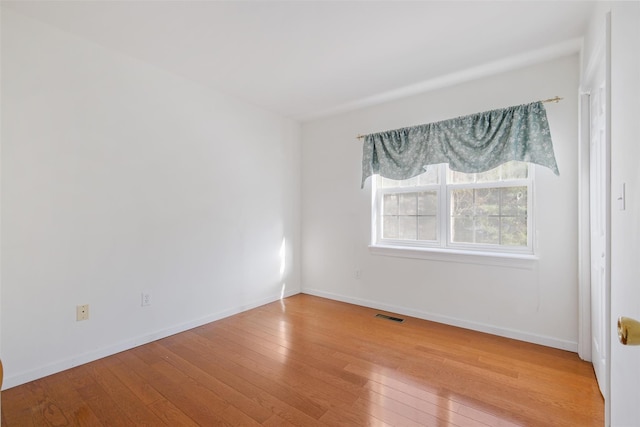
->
[542,96,563,104]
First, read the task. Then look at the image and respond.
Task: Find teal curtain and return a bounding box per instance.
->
[361,101,559,188]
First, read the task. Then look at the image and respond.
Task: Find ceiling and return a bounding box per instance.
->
[3,1,594,121]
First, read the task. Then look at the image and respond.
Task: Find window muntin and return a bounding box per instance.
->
[374,162,533,254]
[450,186,527,246]
[382,191,439,241]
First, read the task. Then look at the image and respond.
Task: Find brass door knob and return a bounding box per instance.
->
[617,316,640,345]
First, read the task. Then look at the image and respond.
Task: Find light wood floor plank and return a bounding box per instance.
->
[1,294,603,426]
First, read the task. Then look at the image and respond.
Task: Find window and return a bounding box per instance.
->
[373,161,533,256]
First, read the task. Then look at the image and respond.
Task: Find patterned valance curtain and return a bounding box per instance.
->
[361,101,559,188]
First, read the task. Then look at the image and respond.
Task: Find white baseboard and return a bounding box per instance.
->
[4,287,577,389]
[2,289,300,390]
[302,288,578,353]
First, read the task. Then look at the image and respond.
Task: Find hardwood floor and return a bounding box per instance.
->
[1,294,604,426]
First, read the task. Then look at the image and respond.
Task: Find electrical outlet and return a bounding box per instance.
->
[76,304,89,321]
[141,292,152,307]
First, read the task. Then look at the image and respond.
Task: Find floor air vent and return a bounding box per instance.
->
[375,313,405,323]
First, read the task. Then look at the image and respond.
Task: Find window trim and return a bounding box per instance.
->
[368,243,538,269]
[371,163,536,258]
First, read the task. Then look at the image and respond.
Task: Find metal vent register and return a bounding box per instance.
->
[375,313,405,323]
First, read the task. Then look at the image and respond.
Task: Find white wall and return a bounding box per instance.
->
[301,55,580,350]
[1,9,301,389]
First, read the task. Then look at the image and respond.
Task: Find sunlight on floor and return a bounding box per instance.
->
[279,237,287,303]
[358,362,523,426]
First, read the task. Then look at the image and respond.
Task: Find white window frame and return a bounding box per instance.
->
[370,164,538,266]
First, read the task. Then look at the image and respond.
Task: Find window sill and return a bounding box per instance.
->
[369,244,538,269]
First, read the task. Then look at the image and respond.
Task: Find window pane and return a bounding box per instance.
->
[398,216,417,240]
[376,163,530,252]
[398,193,417,215]
[501,216,527,246]
[381,191,438,242]
[501,187,527,215]
[448,169,475,184]
[475,166,501,183]
[397,175,419,187]
[451,217,474,243]
[451,188,474,216]
[450,186,527,247]
[382,215,399,239]
[418,191,438,215]
[383,194,398,215]
[380,176,400,188]
[501,161,528,180]
[448,162,528,184]
[475,217,500,244]
[475,188,499,216]
[418,215,437,240]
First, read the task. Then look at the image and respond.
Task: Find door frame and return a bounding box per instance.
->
[578,10,612,425]
[578,89,592,363]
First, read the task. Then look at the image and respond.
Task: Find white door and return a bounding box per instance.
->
[584,13,610,399]
[609,3,640,426]
[589,66,610,399]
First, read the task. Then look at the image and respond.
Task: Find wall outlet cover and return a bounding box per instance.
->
[76,304,89,321]
[141,292,152,307]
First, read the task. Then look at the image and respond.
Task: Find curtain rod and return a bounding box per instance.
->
[356,96,563,140]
